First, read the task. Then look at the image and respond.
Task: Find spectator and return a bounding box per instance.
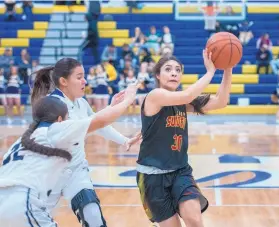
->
[6,66,25,125]
[102,60,118,103]
[67,0,84,5]
[80,0,100,65]
[29,59,42,87]
[238,20,254,45]
[145,26,161,55]
[0,48,14,78]
[22,0,33,21]
[103,60,117,82]
[55,0,84,5]
[4,0,16,21]
[120,44,137,69]
[125,69,137,115]
[257,33,272,51]
[120,57,133,78]
[161,46,173,56]
[141,47,153,64]
[17,49,31,84]
[126,0,142,12]
[101,45,117,67]
[222,6,239,37]
[85,66,97,108]
[256,44,272,74]
[223,22,239,37]
[270,54,279,76]
[215,21,223,33]
[225,6,235,15]
[137,62,150,106]
[147,58,156,74]
[130,27,145,54]
[0,68,7,119]
[160,26,174,55]
[118,75,126,92]
[94,64,110,112]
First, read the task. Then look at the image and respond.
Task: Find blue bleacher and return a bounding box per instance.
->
[1,3,278,106]
[0,14,50,22]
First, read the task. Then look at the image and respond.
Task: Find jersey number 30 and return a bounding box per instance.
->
[171,134,182,152]
[3,142,24,165]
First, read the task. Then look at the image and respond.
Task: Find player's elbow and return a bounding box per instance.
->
[89,116,109,132]
[217,98,229,109]
[183,92,198,105]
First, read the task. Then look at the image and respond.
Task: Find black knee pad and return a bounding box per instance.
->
[71,189,107,227]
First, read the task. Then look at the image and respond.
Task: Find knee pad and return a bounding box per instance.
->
[71,189,106,227]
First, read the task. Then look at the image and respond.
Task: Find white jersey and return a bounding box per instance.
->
[137,72,150,83]
[7,75,21,88]
[87,74,97,89]
[0,119,92,201]
[0,75,6,89]
[49,88,127,168]
[95,72,108,86]
[126,77,137,86]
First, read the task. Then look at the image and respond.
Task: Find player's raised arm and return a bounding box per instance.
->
[196,68,232,112]
[143,50,215,116]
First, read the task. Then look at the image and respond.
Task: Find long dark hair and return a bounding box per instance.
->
[21,96,72,161]
[31,58,82,104]
[153,55,210,115]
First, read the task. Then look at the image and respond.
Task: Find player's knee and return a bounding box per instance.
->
[182,213,203,227]
[71,189,107,227]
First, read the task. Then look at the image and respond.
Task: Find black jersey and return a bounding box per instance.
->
[137,98,189,170]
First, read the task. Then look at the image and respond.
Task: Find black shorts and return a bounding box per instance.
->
[136,165,208,223]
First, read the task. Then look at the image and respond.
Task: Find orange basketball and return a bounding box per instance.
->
[205,32,243,70]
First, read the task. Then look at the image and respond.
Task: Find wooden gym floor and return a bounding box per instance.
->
[0,115,279,227]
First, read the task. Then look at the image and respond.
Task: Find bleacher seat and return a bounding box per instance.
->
[1,2,279,114]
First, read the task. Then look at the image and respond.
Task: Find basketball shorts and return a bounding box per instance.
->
[46,161,95,210]
[0,186,57,227]
[136,165,208,223]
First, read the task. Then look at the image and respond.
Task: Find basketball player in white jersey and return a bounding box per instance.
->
[30,58,141,227]
[0,81,138,226]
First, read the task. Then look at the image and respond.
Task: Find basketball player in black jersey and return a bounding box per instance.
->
[136,49,233,227]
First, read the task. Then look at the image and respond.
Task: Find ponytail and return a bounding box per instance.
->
[21,121,72,161]
[190,94,211,115]
[31,66,55,104]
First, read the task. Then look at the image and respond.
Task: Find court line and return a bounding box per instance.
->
[110,153,279,157]
[98,204,279,207]
[94,187,279,190]
[214,179,222,206]
[59,204,279,208]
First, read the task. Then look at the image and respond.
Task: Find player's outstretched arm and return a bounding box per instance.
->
[147,50,215,110]
[87,83,138,133]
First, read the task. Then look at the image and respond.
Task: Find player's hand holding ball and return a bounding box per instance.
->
[203,49,216,74]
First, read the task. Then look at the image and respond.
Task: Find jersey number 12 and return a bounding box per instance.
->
[3,142,24,165]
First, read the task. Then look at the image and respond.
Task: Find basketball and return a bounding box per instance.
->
[205,32,243,70]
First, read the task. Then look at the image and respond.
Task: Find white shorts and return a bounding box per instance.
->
[86,94,95,99]
[6,94,20,99]
[46,161,93,210]
[94,94,110,99]
[0,186,57,227]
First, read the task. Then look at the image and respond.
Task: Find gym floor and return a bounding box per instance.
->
[0,114,279,227]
